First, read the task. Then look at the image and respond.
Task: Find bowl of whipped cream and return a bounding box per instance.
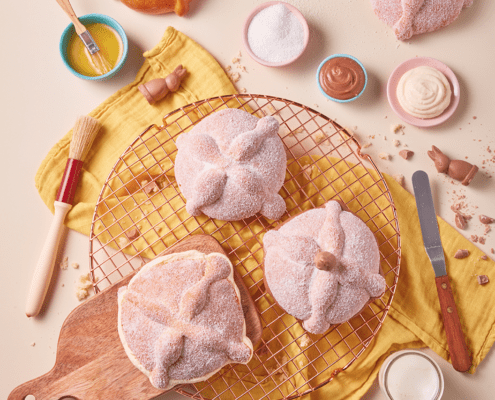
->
[387,57,460,127]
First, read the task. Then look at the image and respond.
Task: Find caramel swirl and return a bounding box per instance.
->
[319,57,366,100]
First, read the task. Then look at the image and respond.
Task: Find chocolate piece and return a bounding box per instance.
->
[479,215,495,224]
[399,149,414,160]
[454,249,469,259]
[477,275,489,285]
[139,65,187,105]
[427,146,478,186]
[455,213,467,230]
[143,181,159,195]
[125,227,140,240]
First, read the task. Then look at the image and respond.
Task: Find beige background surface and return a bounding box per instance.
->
[1,0,494,399]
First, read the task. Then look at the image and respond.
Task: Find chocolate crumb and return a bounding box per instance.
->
[399,149,414,160]
[471,235,479,243]
[125,227,140,240]
[479,237,486,245]
[477,275,489,285]
[491,248,494,254]
[455,213,467,230]
[454,249,470,259]
[481,255,488,260]
[479,215,495,224]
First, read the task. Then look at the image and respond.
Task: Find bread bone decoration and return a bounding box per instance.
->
[263,201,386,334]
[370,0,473,41]
[118,251,253,390]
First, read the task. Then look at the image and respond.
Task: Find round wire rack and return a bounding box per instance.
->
[89,94,401,400]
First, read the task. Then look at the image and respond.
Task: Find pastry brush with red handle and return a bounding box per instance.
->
[26,116,101,317]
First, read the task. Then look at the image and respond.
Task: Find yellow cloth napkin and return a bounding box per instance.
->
[35,27,495,399]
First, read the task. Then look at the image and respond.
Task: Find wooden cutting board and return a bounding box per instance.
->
[9,235,262,400]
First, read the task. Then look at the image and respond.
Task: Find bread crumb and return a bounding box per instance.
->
[75,273,93,301]
[393,139,400,147]
[225,65,232,72]
[240,87,247,93]
[362,142,372,149]
[60,256,69,270]
[292,126,305,136]
[379,152,391,160]
[299,333,312,348]
[118,236,129,248]
[30,342,36,347]
[236,64,247,72]
[303,164,318,180]
[391,124,404,134]
[392,174,404,186]
[71,262,79,269]
[232,57,240,64]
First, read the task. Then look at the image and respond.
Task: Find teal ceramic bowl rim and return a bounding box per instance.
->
[316,54,368,103]
[59,13,128,80]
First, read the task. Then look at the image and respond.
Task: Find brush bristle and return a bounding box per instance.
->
[69,116,102,161]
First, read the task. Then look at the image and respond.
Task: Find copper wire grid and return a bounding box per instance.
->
[89,94,401,400]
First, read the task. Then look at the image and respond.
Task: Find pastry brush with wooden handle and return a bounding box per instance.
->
[26,116,101,317]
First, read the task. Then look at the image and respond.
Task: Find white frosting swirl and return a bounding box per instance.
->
[396,66,452,119]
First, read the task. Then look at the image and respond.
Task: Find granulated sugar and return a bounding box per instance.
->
[247,4,305,63]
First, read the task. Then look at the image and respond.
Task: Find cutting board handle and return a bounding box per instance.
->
[8,370,79,400]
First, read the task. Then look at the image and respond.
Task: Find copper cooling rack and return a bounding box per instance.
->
[89,94,401,400]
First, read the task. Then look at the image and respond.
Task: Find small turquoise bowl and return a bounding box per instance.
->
[60,13,128,80]
[316,54,368,103]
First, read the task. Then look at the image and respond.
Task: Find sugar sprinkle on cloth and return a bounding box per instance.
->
[35,27,495,399]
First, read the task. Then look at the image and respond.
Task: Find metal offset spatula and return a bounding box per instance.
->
[412,170,472,372]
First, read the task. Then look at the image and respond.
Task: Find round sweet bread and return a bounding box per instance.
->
[175,108,287,221]
[370,0,473,41]
[263,200,386,335]
[118,251,253,390]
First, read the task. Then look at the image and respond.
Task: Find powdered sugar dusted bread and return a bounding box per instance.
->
[263,201,386,334]
[371,0,473,41]
[118,251,253,390]
[175,108,287,221]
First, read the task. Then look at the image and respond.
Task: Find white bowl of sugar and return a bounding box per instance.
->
[242,1,309,67]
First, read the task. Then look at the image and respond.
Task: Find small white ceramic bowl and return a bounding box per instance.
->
[379,350,444,400]
[242,1,309,67]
